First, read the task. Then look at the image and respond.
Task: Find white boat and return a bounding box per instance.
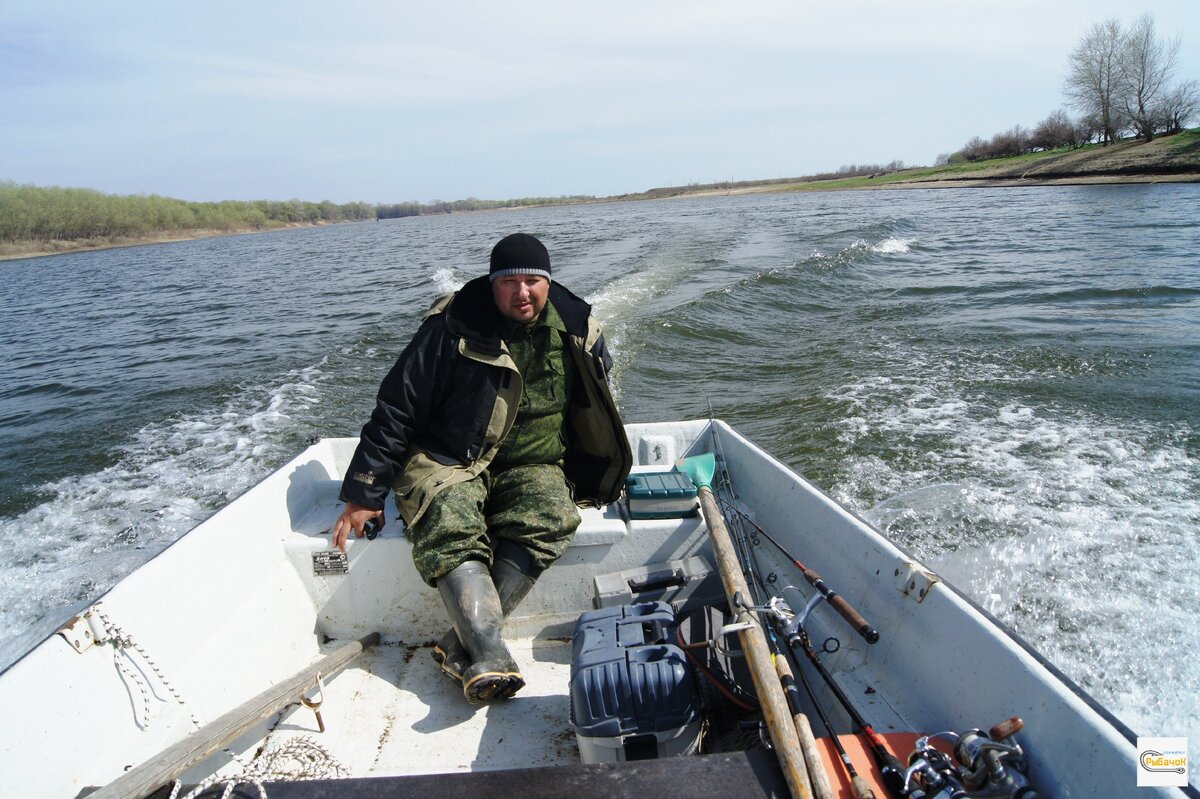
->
[1,420,1192,798]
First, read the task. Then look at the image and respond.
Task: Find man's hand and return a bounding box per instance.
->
[332,502,383,552]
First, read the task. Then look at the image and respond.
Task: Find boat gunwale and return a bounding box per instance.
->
[0,439,334,679]
[710,420,1200,798]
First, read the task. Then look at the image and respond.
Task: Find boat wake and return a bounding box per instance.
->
[834,349,1200,742]
[0,364,331,668]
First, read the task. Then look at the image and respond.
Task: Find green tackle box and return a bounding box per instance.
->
[625,470,700,520]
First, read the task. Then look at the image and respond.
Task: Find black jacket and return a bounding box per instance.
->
[340,276,632,525]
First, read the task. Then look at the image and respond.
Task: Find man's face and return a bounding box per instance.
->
[492,274,550,323]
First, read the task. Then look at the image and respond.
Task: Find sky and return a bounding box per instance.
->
[2,1,1197,204]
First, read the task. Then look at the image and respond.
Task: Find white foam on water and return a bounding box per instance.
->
[754,235,915,281]
[430,266,464,296]
[827,351,1200,742]
[0,364,330,665]
[870,236,915,254]
[586,256,706,328]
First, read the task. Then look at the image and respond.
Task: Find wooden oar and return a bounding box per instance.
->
[90,632,380,799]
[679,453,815,799]
[773,651,837,799]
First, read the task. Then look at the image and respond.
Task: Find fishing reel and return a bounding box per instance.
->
[903,717,1038,799]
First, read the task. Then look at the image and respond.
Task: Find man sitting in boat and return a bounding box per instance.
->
[331,232,632,704]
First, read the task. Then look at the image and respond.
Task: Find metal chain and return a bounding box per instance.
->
[92,603,263,796]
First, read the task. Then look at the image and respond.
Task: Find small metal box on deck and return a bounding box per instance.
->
[593,556,725,615]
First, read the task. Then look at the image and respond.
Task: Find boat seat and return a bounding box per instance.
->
[281,477,707,642]
[285,479,630,547]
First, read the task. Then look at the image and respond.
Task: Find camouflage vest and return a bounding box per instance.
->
[492,303,571,468]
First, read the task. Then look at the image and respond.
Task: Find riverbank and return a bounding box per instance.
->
[0,220,369,262]
[627,129,1200,199]
[5,130,1197,261]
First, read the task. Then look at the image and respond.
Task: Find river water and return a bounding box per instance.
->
[1,185,1197,762]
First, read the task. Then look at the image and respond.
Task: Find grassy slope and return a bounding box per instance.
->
[774,130,1200,192]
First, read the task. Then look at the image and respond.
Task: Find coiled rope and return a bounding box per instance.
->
[172,735,350,799]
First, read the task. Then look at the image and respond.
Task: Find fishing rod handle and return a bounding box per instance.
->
[827,593,880,645]
[801,568,879,645]
[783,584,879,645]
[851,775,877,799]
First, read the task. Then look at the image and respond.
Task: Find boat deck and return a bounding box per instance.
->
[201,620,912,787]
[189,630,914,799]
[211,635,580,781]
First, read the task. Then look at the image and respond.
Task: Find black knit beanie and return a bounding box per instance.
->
[489,233,551,282]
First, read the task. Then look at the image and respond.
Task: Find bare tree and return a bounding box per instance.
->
[1117,13,1180,141]
[960,136,989,161]
[1158,80,1199,134]
[1065,19,1124,144]
[1077,113,1106,145]
[1031,109,1083,150]
[990,126,1032,157]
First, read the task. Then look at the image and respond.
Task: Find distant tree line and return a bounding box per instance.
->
[0,182,376,244]
[376,196,593,219]
[0,182,596,245]
[940,13,1197,164]
[639,161,911,196]
[812,161,908,180]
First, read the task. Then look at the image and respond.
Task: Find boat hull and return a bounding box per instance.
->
[0,421,1191,798]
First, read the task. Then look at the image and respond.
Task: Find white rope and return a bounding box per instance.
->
[94,603,206,730]
[175,735,350,799]
[92,604,348,799]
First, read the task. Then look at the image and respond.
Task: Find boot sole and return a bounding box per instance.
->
[463,671,525,704]
[433,638,520,698]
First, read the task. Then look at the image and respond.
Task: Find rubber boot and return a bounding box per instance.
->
[433,542,539,696]
[436,560,525,704]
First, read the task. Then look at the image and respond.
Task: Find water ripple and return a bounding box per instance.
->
[1,186,1198,751]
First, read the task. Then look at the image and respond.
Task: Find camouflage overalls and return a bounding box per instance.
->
[407,303,581,585]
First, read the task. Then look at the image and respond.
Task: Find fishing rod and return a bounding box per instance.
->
[768,624,873,799]
[715,486,884,799]
[696,406,877,645]
[699,414,1035,799]
[703,410,881,799]
[681,460,816,797]
[718,503,874,796]
[705,409,765,600]
[719,498,879,645]
[772,588,913,799]
[694,410,828,799]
